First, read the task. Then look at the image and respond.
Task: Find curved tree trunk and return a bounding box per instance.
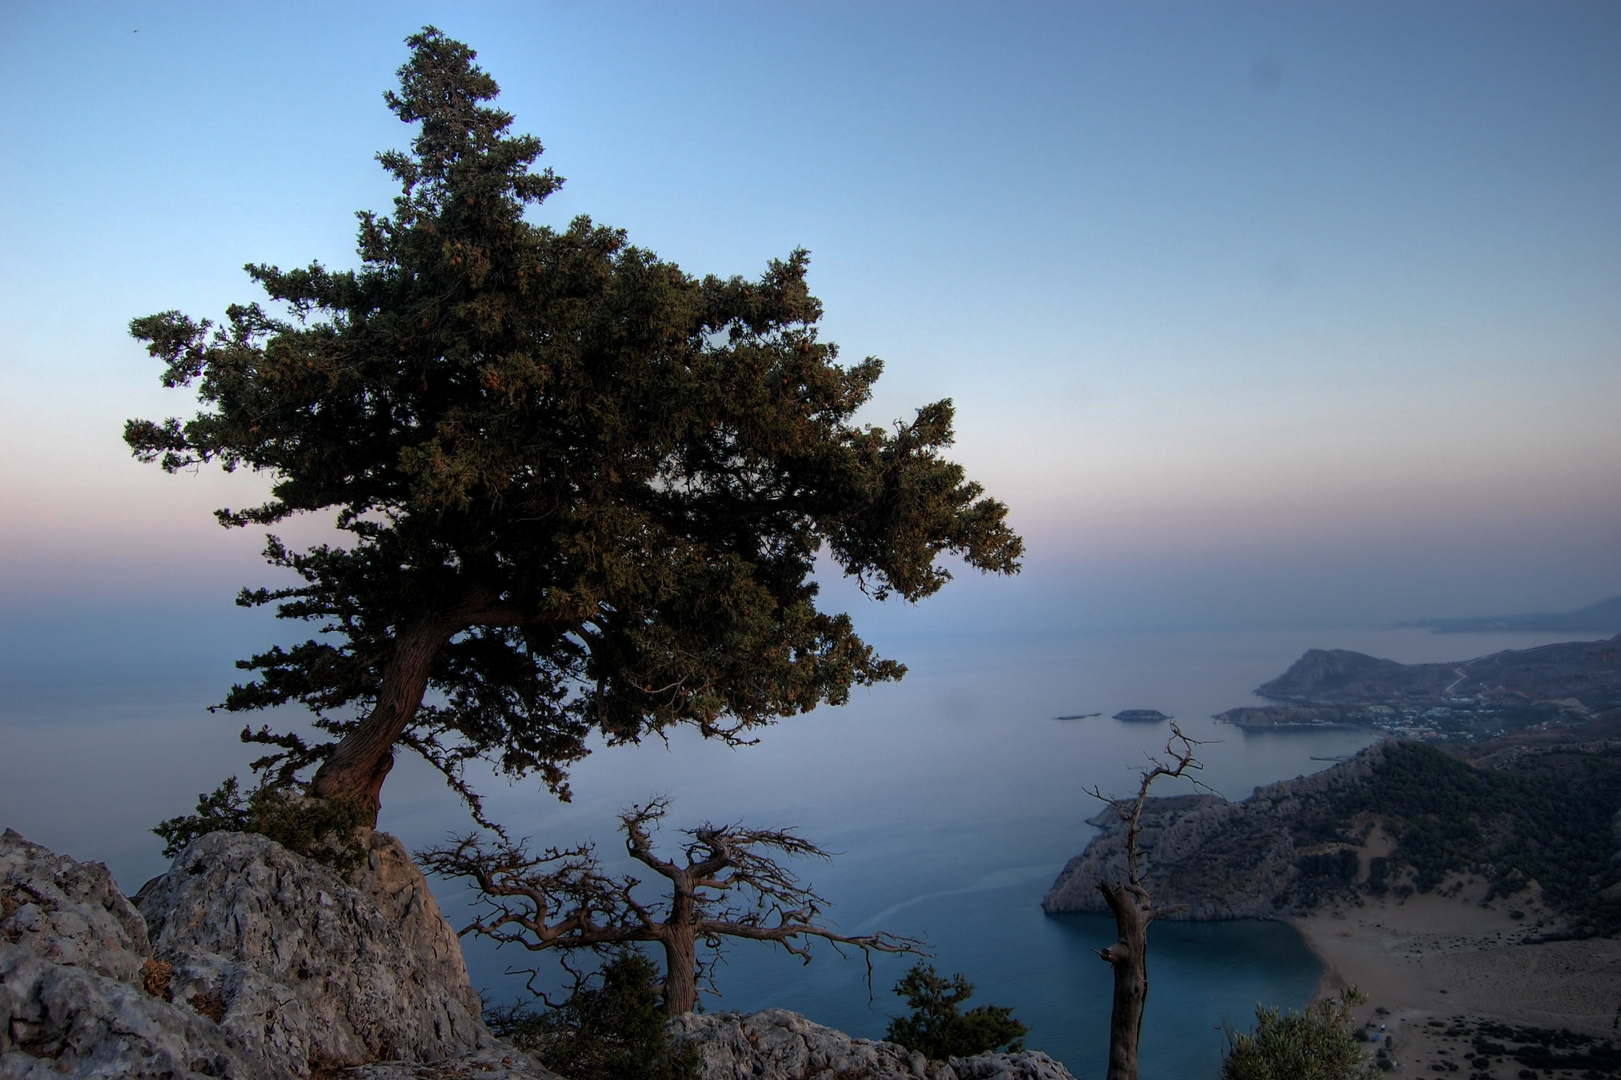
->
[1097,881,1151,1080]
[310,614,449,824]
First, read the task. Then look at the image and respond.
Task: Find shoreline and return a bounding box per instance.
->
[1286,886,1621,1072]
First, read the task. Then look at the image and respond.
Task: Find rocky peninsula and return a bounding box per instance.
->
[1215,631,1621,740]
[1043,714,1621,1067]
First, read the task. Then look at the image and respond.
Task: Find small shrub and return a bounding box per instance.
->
[153,777,371,871]
[884,962,1027,1059]
[1223,987,1372,1080]
[140,959,173,1001]
[486,950,697,1080]
[189,993,227,1023]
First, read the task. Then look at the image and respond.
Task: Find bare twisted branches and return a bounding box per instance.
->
[418,798,924,1012]
[1084,723,1212,902]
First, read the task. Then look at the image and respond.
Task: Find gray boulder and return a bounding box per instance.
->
[1,827,556,1080]
[1,829,264,1079]
[1,829,150,983]
[136,829,491,1075]
[670,1008,1074,1080]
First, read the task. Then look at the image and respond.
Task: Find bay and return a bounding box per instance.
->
[0,609,1588,1077]
[430,625,1580,1078]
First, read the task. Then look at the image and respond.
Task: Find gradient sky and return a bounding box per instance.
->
[2,0,1618,633]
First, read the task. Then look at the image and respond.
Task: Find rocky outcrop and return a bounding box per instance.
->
[1,827,554,1080]
[670,1008,1075,1080]
[6,831,1075,1080]
[1041,745,1390,919]
[134,830,493,1075]
[1,829,151,985]
[1,828,264,1079]
[1257,649,1444,704]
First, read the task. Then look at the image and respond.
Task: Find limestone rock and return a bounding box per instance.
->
[136,830,492,1074]
[0,830,267,1080]
[1,829,150,984]
[1,827,560,1079]
[670,1008,1075,1080]
[350,1053,552,1079]
[0,943,266,1080]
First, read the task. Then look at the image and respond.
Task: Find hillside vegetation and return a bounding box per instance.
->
[1044,721,1621,937]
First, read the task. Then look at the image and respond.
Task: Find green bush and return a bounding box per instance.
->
[1223,988,1371,1080]
[153,777,371,871]
[884,963,1027,1059]
[485,951,697,1080]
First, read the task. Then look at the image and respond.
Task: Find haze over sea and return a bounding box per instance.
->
[3,5,1620,1077]
[0,587,1590,1078]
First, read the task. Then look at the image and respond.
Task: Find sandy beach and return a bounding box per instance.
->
[1290,877,1621,1075]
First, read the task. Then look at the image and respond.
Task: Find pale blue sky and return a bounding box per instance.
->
[2,1,1617,630]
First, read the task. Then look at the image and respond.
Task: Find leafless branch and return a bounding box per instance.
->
[418,798,925,1015]
[1083,723,1213,890]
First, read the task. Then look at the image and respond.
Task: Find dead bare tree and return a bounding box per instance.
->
[1084,724,1208,1080]
[419,798,924,1016]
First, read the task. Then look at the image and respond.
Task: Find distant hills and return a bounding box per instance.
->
[1257,635,1621,711]
[1403,595,1621,634]
[1215,631,1621,739]
[1042,732,1621,935]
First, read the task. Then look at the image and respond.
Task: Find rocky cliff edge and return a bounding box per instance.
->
[3,829,1077,1080]
[1,826,547,1079]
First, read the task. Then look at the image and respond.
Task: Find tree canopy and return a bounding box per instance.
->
[126,27,1021,820]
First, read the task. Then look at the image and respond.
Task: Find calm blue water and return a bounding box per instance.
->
[0,611,1587,1078]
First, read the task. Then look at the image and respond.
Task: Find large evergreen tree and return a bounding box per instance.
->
[126,28,1022,822]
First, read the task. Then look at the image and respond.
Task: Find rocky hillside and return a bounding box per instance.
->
[1043,733,1621,934]
[1042,745,1391,921]
[2,828,1077,1080]
[670,1010,1072,1080]
[1215,633,1621,740]
[1256,633,1621,711]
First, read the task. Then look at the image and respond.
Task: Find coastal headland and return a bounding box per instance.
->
[1214,631,1621,742]
[1046,635,1621,1073]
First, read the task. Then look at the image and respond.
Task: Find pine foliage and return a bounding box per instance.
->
[485,951,698,1080]
[884,963,1027,1059]
[125,27,1022,809]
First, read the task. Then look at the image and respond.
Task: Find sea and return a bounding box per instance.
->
[0,605,1588,1078]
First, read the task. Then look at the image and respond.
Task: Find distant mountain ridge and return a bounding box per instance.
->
[1403,595,1621,634]
[1214,632,1621,739]
[1256,633,1621,711]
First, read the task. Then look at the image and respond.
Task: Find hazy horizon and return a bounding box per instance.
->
[2,2,1617,625]
[2,0,1619,949]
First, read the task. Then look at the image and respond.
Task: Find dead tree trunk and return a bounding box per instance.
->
[659,926,701,1017]
[1087,725,1203,1080]
[1097,881,1151,1080]
[419,799,923,1018]
[657,858,702,1016]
